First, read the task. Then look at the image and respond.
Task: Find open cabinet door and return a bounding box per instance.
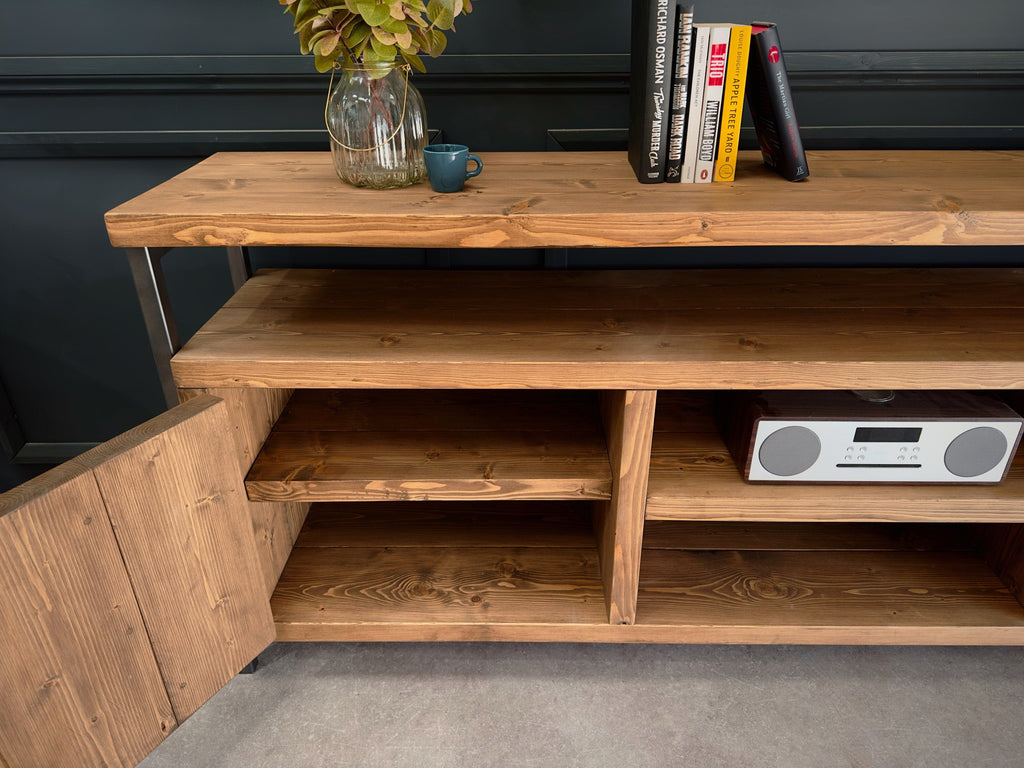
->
[0,394,275,767]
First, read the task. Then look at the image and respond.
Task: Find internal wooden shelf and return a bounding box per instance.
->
[646,392,1024,523]
[270,502,610,641]
[172,267,1024,390]
[246,390,612,502]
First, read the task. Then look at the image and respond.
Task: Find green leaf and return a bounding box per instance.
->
[372,27,397,45]
[426,27,447,56]
[294,0,321,28]
[314,52,337,72]
[370,35,397,60]
[380,16,409,34]
[426,0,455,30]
[400,49,427,73]
[357,2,391,27]
[317,31,342,57]
[344,21,371,46]
[307,26,335,53]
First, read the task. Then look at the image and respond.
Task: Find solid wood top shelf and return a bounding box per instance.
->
[104,150,1024,249]
[172,267,1024,390]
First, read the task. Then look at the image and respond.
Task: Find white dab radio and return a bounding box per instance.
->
[718,391,1023,484]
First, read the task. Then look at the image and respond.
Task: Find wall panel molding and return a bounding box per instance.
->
[4,50,1023,157]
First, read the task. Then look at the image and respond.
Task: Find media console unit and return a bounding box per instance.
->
[2,150,1024,766]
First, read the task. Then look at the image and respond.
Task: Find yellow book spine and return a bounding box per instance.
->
[713,25,752,182]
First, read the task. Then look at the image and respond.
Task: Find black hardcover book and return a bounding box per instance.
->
[627,0,675,183]
[664,3,696,183]
[745,22,809,181]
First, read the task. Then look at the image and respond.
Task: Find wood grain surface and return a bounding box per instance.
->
[105,151,1024,249]
[637,548,1024,639]
[179,387,309,597]
[245,390,612,502]
[272,503,607,640]
[0,469,176,768]
[86,395,275,722]
[172,268,1024,390]
[268,503,1024,644]
[597,390,656,625]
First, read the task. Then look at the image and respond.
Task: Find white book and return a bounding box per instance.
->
[680,24,711,184]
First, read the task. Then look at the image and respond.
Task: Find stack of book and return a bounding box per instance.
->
[627,2,809,184]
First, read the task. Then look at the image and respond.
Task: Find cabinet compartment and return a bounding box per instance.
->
[246,390,613,503]
[633,521,1024,644]
[270,501,609,641]
[647,392,1024,523]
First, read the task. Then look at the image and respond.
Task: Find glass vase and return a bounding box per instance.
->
[326,63,428,189]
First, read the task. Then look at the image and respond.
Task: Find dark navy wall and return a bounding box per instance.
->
[2,1,1023,489]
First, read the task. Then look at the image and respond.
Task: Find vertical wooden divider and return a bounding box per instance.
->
[597,390,658,625]
[179,387,310,598]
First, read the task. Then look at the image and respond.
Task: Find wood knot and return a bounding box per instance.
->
[379,335,401,346]
[495,561,519,579]
[747,578,790,599]
[738,336,764,351]
[936,196,966,215]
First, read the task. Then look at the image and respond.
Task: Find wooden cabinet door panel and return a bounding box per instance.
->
[86,394,276,721]
[0,394,274,767]
[0,467,176,768]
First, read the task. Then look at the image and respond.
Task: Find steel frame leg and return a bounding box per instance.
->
[125,247,179,408]
[226,245,253,292]
[125,246,253,409]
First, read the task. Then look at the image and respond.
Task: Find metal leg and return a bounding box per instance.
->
[239,656,260,675]
[226,245,253,291]
[0,375,25,460]
[124,247,180,409]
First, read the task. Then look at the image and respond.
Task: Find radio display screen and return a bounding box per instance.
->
[853,426,922,443]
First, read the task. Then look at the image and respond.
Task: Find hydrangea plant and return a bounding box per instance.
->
[281,0,476,72]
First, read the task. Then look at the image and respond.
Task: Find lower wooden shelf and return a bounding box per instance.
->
[271,501,610,641]
[270,505,1024,644]
[636,522,1024,644]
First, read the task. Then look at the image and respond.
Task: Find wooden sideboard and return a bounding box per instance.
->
[2,150,1024,767]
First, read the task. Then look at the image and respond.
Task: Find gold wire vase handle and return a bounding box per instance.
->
[324,63,412,152]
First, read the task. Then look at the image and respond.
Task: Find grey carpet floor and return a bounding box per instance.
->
[136,642,1024,768]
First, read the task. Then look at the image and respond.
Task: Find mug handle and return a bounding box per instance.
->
[466,154,483,179]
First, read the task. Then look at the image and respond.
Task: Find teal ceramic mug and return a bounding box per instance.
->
[423,144,483,193]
